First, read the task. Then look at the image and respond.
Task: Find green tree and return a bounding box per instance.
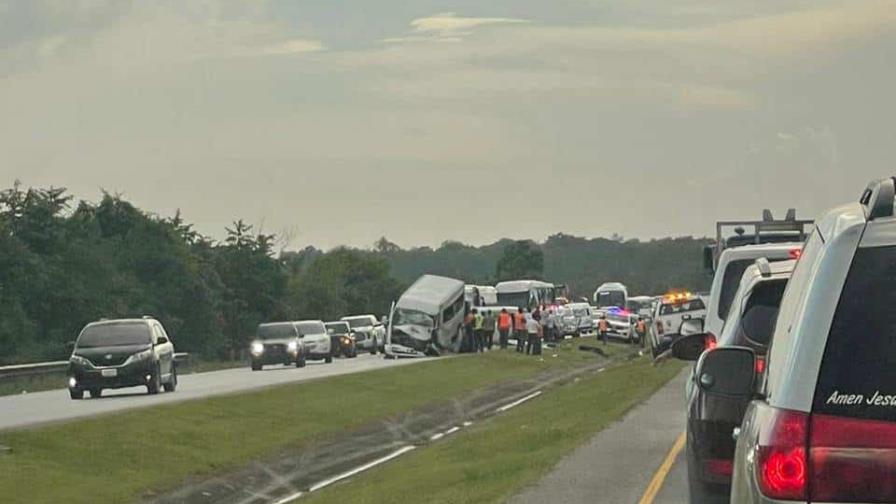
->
[495,240,544,281]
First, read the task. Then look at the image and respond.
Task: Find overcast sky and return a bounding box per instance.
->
[2,1,894,249]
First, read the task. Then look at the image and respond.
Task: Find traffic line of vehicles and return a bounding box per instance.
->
[669,185,896,504]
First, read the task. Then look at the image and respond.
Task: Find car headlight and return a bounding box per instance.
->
[124,349,153,365]
[70,355,92,367]
[341,336,350,345]
[287,341,299,353]
[251,342,264,355]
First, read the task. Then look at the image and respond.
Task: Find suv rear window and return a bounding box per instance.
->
[813,246,896,421]
[738,279,787,346]
[659,299,705,315]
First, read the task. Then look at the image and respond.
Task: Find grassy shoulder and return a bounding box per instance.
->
[301,358,685,504]
[0,340,624,504]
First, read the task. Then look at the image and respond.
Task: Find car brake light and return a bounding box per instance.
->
[756,408,808,500]
[810,414,896,501]
[788,248,802,260]
[704,333,717,350]
[755,356,766,374]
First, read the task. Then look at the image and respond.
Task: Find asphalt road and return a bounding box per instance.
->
[0,354,431,432]
[509,366,690,504]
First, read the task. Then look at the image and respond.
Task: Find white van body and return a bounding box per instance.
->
[386,275,466,357]
[593,282,628,308]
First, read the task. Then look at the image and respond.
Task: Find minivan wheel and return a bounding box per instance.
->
[163,366,177,392]
[69,389,84,400]
[88,388,102,398]
[252,362,263,371]
[296,355,306,368]
[147,367,161,395]
[325,353,333,364]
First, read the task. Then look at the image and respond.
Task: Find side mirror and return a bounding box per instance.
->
[695,347,756,397]
[156,336,169,345]
[679,318,704,336]
[671,333,707,361]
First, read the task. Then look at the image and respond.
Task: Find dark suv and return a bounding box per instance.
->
[68,318,177,399]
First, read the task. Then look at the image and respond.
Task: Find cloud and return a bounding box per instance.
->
[255,39,324,56]
[384,12,528,43]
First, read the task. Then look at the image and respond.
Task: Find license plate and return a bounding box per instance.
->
[101,369,118,378]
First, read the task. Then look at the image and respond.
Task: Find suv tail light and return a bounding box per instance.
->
[755,356,766,374]
[810,414,896,501]
[756,408,808,500]
[788,248,803,260]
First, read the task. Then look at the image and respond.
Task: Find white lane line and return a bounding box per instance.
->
[496,391,543,413]
[597,367,606,373]
[430,432,445,441]
[271,491,304,504]
[307,446,417,493]
[444,426,461,435]
[462,421,473,427]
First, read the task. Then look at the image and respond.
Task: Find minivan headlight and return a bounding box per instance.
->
[287,341,299,353]
[251,342,264,355]
[70,355,92,367]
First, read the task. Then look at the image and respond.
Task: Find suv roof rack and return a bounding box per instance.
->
[703,210,814,273]
[860,177,896,221]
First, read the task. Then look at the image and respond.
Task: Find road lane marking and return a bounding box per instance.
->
[430,432,445,441]
[496,391,543,412]
[307,445,417,493]
[637,431,686,504]
[444,426,461,435]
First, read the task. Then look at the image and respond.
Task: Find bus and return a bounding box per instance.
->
[495,280,555,310]
[593,282,628,308]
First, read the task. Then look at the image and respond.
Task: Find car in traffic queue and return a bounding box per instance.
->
[250,322,306,370]
[340,314,386,354]
[294,320,334,363]
[673,258,795,503]
[725,178,896,503]
[325,321,358,358]
[597,306,640,342]
[67,317,177,399]
[648,292,707,357]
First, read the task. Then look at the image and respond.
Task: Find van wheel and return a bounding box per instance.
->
[69,389,84,400]
[163,366,177,392]
[147,367,161,395]
[252,362,263,371]
[370,338,378,355]
[88,388,102,398]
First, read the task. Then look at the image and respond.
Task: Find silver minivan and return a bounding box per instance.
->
[702,178,896,503]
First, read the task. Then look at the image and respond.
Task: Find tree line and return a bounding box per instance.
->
[0,184,710,364]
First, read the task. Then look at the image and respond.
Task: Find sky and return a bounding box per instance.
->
[1,0,895,250]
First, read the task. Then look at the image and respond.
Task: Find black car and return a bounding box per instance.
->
[67,318,177,399]
[325,321,357,358]
[673,258,792,503]
[250,322,306,370]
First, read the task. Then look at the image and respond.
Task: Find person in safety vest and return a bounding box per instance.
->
[598,314,610,345]
[514,308,527,353]
[498,308,512,349]
[635,317,647,346]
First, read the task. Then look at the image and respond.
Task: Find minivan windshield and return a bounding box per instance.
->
[77,322,152,348]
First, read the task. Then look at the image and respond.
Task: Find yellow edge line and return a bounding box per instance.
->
[637,431,686,504]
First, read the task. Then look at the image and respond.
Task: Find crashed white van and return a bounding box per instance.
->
[385,275,466,358]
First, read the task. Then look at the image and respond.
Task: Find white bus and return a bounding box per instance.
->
[593,282,628,308]
[495,280,555,310]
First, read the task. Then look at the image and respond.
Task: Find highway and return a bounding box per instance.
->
[0,354,430,432]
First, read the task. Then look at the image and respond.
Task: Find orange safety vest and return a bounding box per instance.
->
[513,313,527,331]
[636,320,647,334]
[498,313,512,330]
[598,319,609,332]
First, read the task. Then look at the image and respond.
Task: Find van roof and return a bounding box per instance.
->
[397,274,465,315]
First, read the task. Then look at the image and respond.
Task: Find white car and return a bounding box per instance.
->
[648,294,707,357]
[293,320,333,363]
[340,314,386,354]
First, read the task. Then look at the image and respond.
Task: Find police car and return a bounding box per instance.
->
[648,292,707,357]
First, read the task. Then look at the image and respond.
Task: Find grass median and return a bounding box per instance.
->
[0,340,627,504]
[301,358,685,504]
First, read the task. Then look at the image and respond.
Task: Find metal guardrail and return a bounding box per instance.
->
[0,353,191,380]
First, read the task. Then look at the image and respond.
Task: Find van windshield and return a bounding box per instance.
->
[597,291,625,308]
[496,292,531,309]
[394,308,434,327]
[344,317,373,328]
[77,323,152,348]
[813,245,896,421]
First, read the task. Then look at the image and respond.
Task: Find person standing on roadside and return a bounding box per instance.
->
[463,309,475,353]
[635,316,647,347]
[514,308,527,353]
[482,310,496,351]
[598,313,610,346]
[497,308,512,349]
[544,309,557,342]
[473,309,485,353]
[525,313,542,355]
